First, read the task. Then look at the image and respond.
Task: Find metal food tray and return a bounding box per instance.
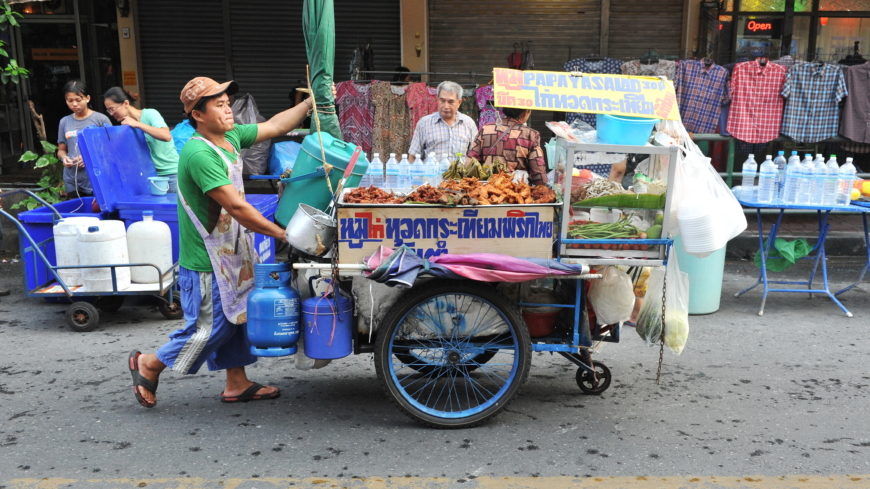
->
[336,187,561,208]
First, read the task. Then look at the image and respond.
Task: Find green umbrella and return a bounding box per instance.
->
[303,0,342,140]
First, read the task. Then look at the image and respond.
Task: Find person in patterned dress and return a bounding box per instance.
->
[467,107,547,185]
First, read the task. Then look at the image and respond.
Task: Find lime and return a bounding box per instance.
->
[654,213,664,225]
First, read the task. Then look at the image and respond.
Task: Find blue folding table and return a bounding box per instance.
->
[735,199,870,317]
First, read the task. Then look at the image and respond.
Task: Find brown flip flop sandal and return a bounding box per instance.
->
[220,382,280,403]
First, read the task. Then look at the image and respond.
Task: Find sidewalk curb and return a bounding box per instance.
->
[726,233,868,259]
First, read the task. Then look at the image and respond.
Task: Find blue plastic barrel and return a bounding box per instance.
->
[674,235,726,315]
[596,114,659,146]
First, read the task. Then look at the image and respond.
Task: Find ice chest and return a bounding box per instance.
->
[17,197,110,291]
[117,194,279,264]
[275,132,368,227]
[337,191,558,264]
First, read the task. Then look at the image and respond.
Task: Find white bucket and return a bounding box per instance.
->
[52,217,100,286]
[127,211,173,283]
[76,220,131,292]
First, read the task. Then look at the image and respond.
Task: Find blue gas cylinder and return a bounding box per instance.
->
[302,277,353,360]
[246,263,300,357]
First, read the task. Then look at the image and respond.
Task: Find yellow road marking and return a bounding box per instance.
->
[3,476,870,489]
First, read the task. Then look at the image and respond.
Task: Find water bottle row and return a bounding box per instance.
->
[359,153,455,190]
[741,150,856,206]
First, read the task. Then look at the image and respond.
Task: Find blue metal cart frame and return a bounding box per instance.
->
[735,199,870,317]
[1,189,182,332]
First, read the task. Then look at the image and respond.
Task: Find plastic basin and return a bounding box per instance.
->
[596,114,659,146]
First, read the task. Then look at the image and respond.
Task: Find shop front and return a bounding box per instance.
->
[706,0,870,63]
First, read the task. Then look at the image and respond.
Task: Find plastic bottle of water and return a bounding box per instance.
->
[809,154,828,205]
[439,153,452,176]
[740,154,758,201]
[409,153,425,187]
[423,153,440,186]
[773,151,787,199]
[782,151,800,200]
[384,153,399,189]
[368,153,384,188]
[757,155,778,203]
[398,154,411,189]
[835,157,857,206]
[783,153,802,205]
[797,154,815,205]
[823,155,839,206]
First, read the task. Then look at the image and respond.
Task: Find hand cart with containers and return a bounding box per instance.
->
[262,114,681,428]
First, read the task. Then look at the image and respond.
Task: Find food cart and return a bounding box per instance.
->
[281,134,678,428]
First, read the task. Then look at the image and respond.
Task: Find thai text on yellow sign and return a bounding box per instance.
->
[492,68,680,121]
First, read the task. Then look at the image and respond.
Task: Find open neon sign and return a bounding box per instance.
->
[747,20,773,32]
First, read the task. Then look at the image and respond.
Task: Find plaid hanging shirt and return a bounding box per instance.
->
[726,59,787,144]
[674,60,728,133]
[781,63,847,143]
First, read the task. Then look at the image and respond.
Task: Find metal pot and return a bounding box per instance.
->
[285,203,336,256]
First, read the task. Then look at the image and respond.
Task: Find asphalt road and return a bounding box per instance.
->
[1,256,870,488]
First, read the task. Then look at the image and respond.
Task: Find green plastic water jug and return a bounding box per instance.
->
[275,132,368,227]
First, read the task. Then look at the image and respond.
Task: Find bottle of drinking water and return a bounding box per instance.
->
[782,151,800,200]
[797,154,815,205]
[823,155,839,206]
[368,153,384,188]
[398,154,411,188]
[783,153,802,205]
[740,154,758,201]
[439,153,452,176]
[423,153,440,186]
[409,153,425,187]
[757,155,778,203]
[773,151,787,199]
[835,157,857,206]
[809,154,828,205]
[385,153,399,189]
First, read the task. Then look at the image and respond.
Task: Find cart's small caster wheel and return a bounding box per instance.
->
[95,296,125,313]
[65,302,100,332]
[158,294,184,320]
[576,362,611,395]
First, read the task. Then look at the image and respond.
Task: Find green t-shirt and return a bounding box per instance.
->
[139,108,179,176]
[177,124,259,272]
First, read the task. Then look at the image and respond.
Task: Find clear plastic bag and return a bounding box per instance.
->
[636,249,690,354]
[588,266,635,325]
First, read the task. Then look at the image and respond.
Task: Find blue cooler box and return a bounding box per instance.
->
[118,194,279,265]
[17,197,109,291]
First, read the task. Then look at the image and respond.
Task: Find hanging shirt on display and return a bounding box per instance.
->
[674,60,728,134]
[406,83,439,130]
[563,57,622,127]
[335,81,376,157]
[781,62,847,144]
[371,83,412,157]
[620,59,677,80]
[840,62,870,144]
[726,59,787,144]
[460,87,478,122]
[476,85,505,129]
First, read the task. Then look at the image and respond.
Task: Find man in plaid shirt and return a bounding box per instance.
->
[408,81,476,162]
[726,59,787,144]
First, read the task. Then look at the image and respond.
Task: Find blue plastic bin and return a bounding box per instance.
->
[117,194,279,265]
[596,114,659,146]
[17,197,109,291]
[78,125,158,212]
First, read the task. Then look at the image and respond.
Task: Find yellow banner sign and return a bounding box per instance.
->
[493,68,680,121]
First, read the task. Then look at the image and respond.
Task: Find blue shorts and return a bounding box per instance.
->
[156,266,256,374]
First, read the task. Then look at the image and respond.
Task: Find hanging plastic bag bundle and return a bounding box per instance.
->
[636,247,690,354]
[588,266,635,325]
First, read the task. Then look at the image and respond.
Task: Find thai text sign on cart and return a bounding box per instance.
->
[492,68,680,121]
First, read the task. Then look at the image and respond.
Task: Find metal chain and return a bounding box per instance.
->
[655,268,667,385]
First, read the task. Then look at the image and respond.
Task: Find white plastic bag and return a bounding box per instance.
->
[635,249,690,354]
[588,266,635,325]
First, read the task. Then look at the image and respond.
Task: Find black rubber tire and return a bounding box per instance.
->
[374,280,532,429]
[158,293,184,320]
[65,302,100,332]
[576,361,612,395]
[95,296,125,313]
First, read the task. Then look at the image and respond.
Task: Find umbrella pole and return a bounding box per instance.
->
[306,64,334,194]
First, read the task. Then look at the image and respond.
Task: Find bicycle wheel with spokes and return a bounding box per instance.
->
[374,280,531,428]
